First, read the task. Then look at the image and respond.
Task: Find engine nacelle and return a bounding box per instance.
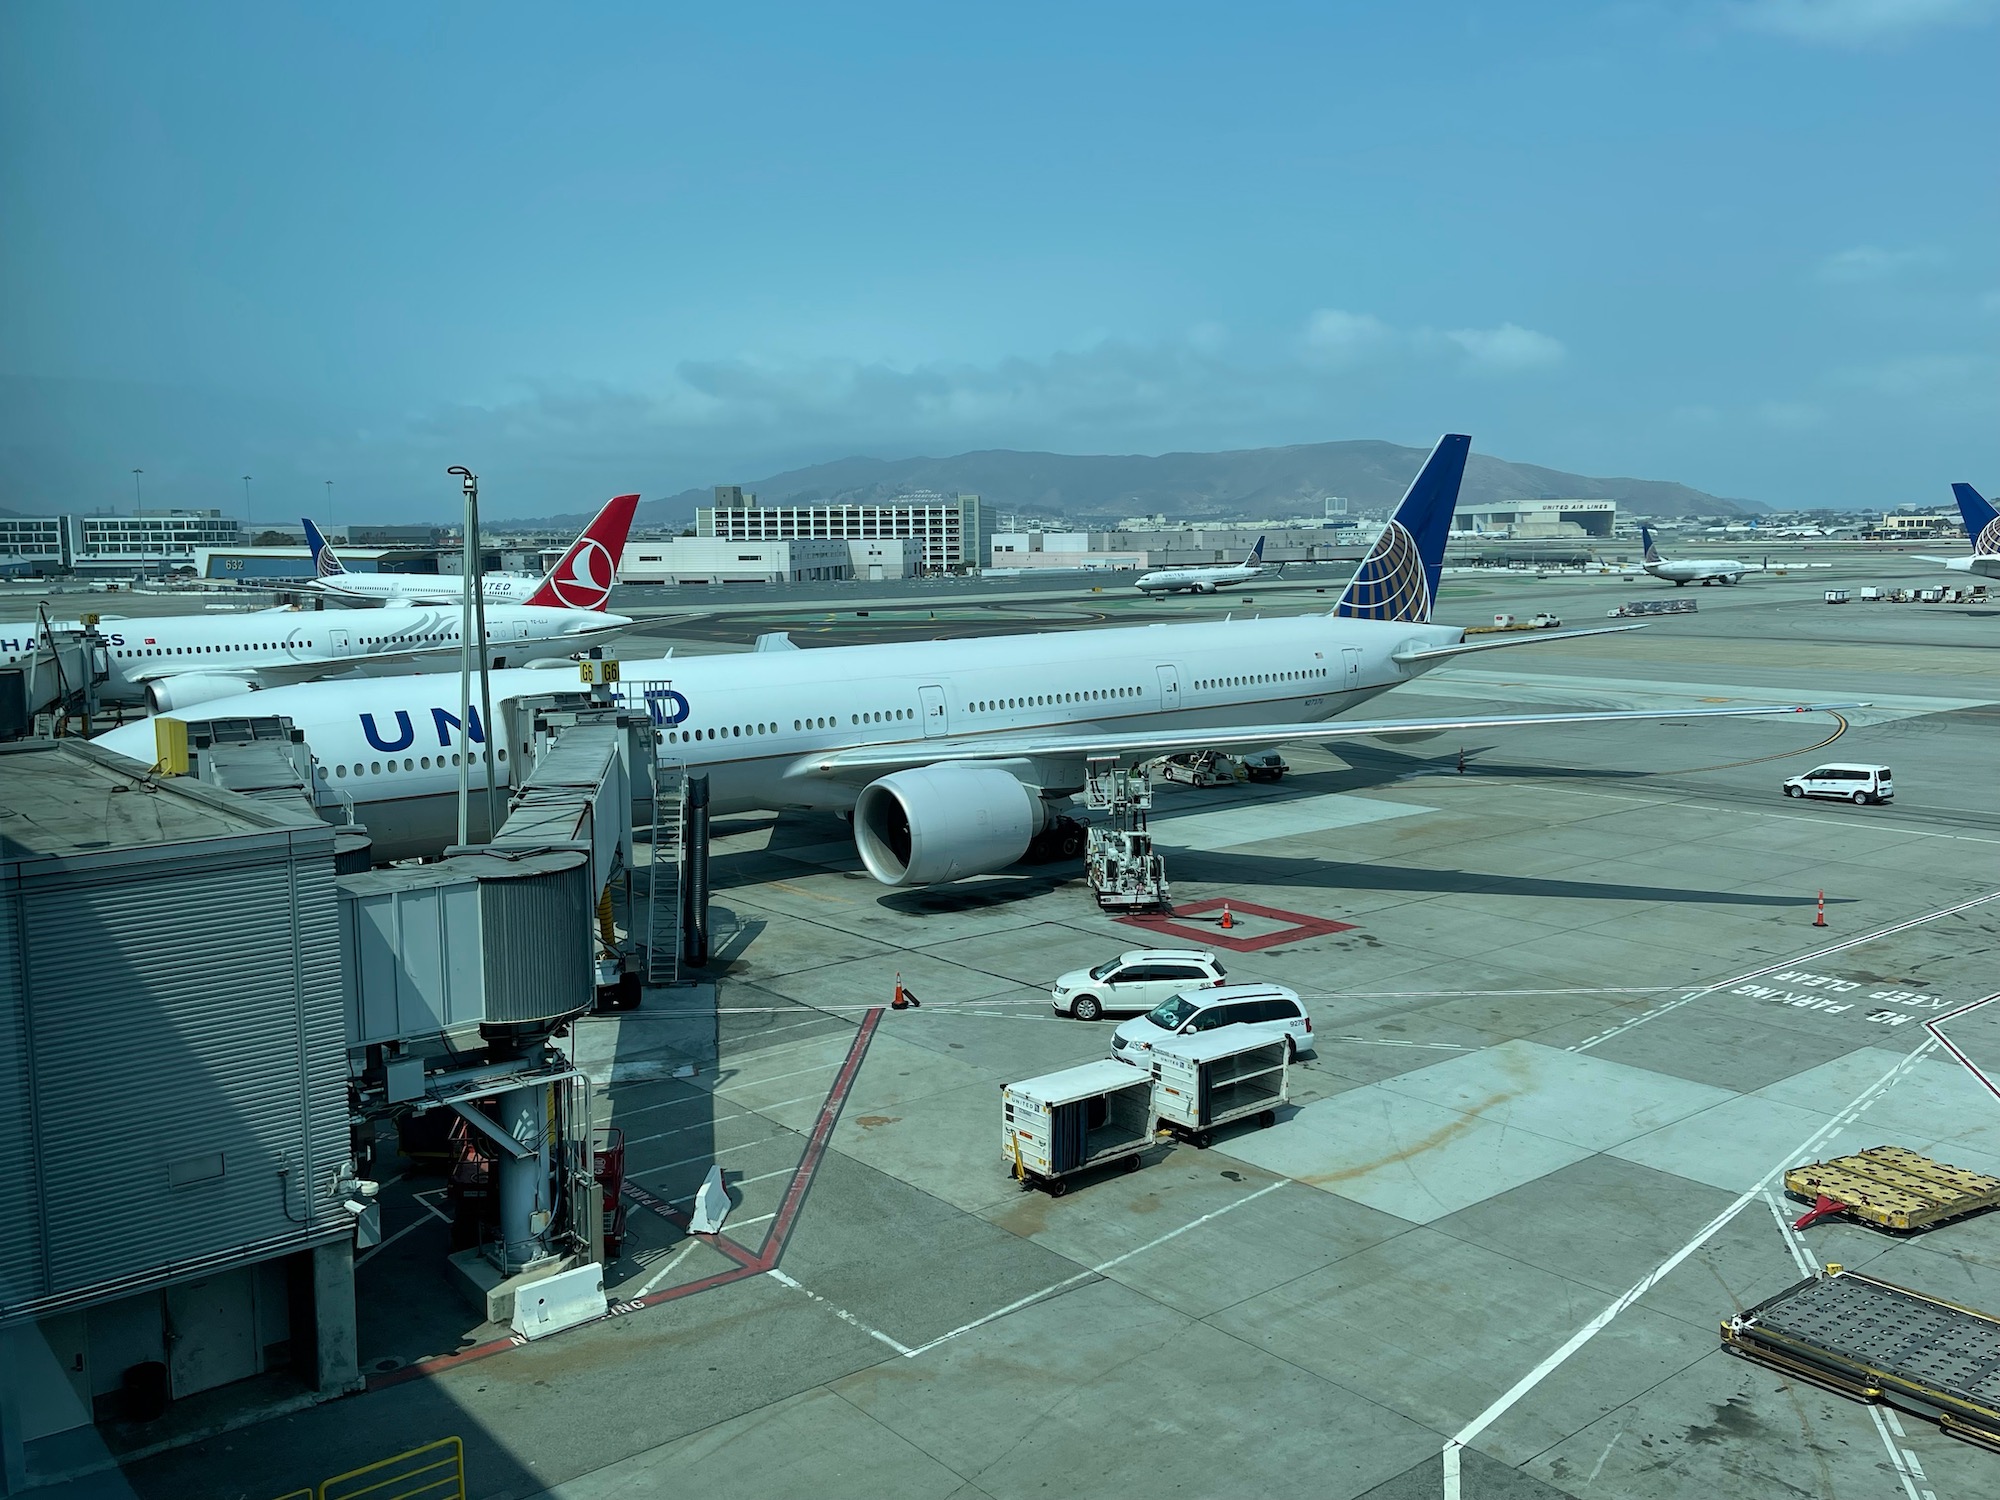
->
[854,764,1048,886]
[145,674,258,714]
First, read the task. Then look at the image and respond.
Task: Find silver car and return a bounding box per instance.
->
[1050,949,1227,1021]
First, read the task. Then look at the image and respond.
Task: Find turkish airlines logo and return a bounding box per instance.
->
[550,537,615,609]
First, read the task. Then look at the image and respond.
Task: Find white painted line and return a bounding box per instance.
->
[1439,1038,1939,1496]
[634,1240,700,1297]
[663,1163,798,1206]
[354,1193,453,1265]
[899,1180,1288,1359]
[618,1089,827,1147]
[1537,783,2000,848]
[1867,1404,1926,1500]
[1763,1190,1817,1280]
[767,1268,914,1357]
[1569,890,2000,1052]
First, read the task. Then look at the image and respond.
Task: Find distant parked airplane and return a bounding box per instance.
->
[307,493,637,608]
[1134,537,1274,594]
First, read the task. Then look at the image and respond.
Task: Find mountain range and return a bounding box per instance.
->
[580,440,1762,531]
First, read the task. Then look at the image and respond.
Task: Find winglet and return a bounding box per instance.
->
[302,517,347,577]
[525,493,640,611]
[1952,483,2000,555]
[1332,434,1470,622]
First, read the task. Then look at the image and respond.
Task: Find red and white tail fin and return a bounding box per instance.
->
[526,493,640,611]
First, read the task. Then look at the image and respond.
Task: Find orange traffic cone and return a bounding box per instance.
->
[892,974,910,1010]
[1219,903,1235,930]
[1813,890,1827,928]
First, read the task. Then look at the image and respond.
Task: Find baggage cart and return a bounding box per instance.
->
[1148,1031,1288,1148]
[1002,1060,1154,1195]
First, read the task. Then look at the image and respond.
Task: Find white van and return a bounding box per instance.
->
[1111,984,1314,1062]
[1782,764,1893,805]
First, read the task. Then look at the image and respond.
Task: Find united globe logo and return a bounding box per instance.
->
[1335,520,1431,622]
[1978,516,2000,556]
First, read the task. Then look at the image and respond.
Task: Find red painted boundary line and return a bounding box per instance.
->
[366,1007,884,1392]
[1120,897,1355,953]
[1926,989,2000,1102]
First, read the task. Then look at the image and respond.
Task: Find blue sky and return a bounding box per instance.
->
[2,1,1995,521]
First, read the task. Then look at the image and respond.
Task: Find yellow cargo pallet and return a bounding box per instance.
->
[1785,1145,2000,1232]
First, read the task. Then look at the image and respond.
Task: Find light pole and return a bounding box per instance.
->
[132,469,148,576]
[242,475,252,541]
[447,465,498,844]
[324,479,333,540]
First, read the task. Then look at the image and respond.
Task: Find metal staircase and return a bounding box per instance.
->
[646,756,686,985]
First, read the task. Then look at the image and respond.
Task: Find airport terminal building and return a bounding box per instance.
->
[696,487,987,573]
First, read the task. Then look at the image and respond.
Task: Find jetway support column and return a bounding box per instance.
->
[683,773,711,969]
[494,1082,552,1273]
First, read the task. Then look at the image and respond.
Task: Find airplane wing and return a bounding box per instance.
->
[792,700,1864,776]
[1392,623,1642,664]
[130,643,467,691]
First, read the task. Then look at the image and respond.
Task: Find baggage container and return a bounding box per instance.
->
[1823,589,1850,604]
[1148,1031,1288,1148]
[1002,1060,1154,1195]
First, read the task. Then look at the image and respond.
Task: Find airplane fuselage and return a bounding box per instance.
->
[1132,564,1264,594]
[1644,559,1747,586]
[7,604,627,709]
[312,574,549,607]
[94,611,1454,859]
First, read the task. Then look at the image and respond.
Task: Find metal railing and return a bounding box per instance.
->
[646,757,685,986]
[315,1435,465,1500]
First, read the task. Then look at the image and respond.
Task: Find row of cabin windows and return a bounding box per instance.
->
[970,686,1140,714]
[319,746,509,779]
[1195,668,1327,691]
[113,632,462,659]
[664,721,783,743]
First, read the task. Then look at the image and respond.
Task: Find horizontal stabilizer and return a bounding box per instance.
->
[1392,623,1644,664]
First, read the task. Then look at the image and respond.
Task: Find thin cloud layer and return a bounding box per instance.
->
[1737,0,2000,47]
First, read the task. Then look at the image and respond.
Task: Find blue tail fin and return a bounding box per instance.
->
[1639,525,1661,564]
[1332,434,1469,622]
[302,517,347,577]
[1247,535,1266,566]
[1952,483,2000,555]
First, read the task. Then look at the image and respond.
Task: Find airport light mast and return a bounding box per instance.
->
[447,466,500,844]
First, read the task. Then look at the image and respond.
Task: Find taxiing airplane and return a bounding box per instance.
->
[1134,537,1273,594]
[3,600,632,713]
[1639,525,1755,586]
[96,435,1848,883]
[1915,484,2000,579]
[307,492,638,608]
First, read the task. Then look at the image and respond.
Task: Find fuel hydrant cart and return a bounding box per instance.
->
[1003,1060,1155,1195]
[1149,1032,1288,1149]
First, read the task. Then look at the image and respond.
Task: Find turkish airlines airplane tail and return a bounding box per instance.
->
[302,517,348,577]
[1332,433,1469,623]
[1952,483,2000,555]
[524,493,641,611]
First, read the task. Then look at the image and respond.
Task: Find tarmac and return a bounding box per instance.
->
[41,552,2000,1500]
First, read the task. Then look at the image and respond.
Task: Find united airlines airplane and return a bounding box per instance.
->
[95,436,1846,885]
[307,492,637,607]
[1639,525,1756,587]
[1133,536,1273,594]
[2,601,630,713]
[1915,483,2000,579]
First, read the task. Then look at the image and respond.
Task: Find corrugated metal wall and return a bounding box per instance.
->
[0,868,42,1309]
[479,864,593,1024]
[2,829,347,1318]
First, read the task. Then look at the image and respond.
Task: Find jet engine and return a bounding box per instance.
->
[853,764,1049,886]
[144,674,258,714]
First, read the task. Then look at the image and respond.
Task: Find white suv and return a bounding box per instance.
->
[1111,983,1313,1061]
[1050,949,1227,1021]
[1783,764,1893,805]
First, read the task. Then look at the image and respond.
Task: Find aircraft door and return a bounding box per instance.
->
[1342,647,1361,692]
[328,629,351,658]
[1156,665,1181,713]
[919,684,949,738]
